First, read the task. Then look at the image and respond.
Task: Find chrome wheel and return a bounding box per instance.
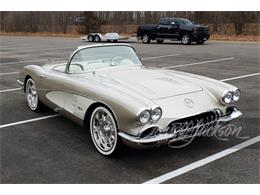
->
[90,106,118,155]
[181,34,191,45]
[142,34,150,43]
[26,78,38,111]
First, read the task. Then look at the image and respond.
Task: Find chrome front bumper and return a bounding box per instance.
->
[118,107,242,144]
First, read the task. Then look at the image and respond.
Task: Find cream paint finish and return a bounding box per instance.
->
[100,67,203,100]
[46,91,96,120]
[18,44,241,136]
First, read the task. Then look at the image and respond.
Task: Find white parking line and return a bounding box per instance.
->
[0,71,19,76]
[0,54,178,66]
[142,54,180,60]
[143,135,260,184]
[0,58,66,66]
[0,114,60,129]
[0,88,21,93]
[162,57,235,69]
[0,59,47,65]
[220,72,260,82]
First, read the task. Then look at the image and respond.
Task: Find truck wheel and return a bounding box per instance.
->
[181,34,191,45]
[94,35,101,42]
[156,39,164,44]
[196,40,205,45]
[88,35,94,42]
[142,34,151,44]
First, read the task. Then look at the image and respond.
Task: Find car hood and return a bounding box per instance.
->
[85,66,203,100]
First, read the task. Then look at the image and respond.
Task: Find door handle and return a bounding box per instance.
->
[39,74,46,78]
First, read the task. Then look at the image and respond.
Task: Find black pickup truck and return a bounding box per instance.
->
[137,18,210,45]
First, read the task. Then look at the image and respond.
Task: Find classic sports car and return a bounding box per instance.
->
[17,44,242,156]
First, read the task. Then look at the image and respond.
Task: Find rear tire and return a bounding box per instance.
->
[88,35,94,42]
[25,78,43,112]
[181,34,191,45]
[142,34,151,44]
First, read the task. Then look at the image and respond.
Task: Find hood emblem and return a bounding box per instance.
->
[184,98,194,108]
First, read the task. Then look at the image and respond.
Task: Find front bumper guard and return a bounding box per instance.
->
[118,108,242,144]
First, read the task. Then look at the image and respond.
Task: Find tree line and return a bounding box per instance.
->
[0,11,259,35]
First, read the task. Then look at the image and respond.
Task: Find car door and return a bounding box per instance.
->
[157,25,168,38]
[37,64,67,112]
[156,19,171,38]
[169,21,179,38]
[60,51,96,122]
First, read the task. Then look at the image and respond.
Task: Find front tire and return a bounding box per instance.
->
[89,106,122,156]
[25,78,42,112]
[181,34,191,45]
[142,34,151,44]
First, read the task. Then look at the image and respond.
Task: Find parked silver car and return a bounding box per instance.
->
[17,44,242,156]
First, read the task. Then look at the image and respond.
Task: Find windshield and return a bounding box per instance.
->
[68,45,142,73]
[175,18,193,26]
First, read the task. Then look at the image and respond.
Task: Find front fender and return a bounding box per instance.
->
[161,69,239,105]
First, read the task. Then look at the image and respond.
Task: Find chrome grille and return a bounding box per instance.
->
[167,111,219,140]
[197,27,209,34]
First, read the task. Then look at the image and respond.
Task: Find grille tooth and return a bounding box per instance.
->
[168,111,218,138]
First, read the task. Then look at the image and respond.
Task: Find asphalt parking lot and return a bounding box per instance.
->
[0,36,259,183]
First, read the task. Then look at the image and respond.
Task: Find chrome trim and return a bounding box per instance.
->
[150,106,162,122]
[66,44,141,74]
[221,88,241,105]
[222,90,232,105]
[119,108,242,144]
[232,88,241,102]
[137,125,160,137]
[136,106,162,125]
[136,109,151,125]
[119,131,176,144]
[218,107,242,123]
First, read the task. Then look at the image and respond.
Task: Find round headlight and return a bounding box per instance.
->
[232,89,241,102]
[137,110,151,125]
[151,107,162,122]
[223,91,233,104]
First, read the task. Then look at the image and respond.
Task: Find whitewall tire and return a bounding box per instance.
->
[26,78,42,112]
[89,106,122,156]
